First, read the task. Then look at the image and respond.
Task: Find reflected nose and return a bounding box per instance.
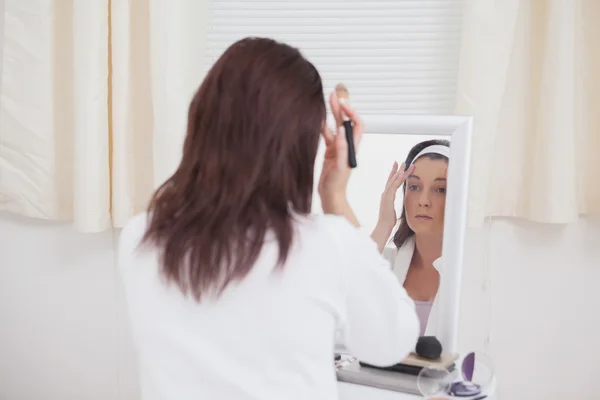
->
[418,191,431,207]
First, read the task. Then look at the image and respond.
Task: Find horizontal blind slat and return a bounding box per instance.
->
[213,11,460,17]
[206,0,463,115]
[213,1,462,12]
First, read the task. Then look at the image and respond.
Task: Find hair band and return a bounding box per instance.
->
[410,144,450,166]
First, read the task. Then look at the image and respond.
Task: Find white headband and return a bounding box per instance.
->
[410,144,450,165]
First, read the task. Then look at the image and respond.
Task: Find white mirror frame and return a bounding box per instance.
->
[329,114,473,355]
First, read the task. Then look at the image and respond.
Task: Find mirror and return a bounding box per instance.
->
[314,115,473,355]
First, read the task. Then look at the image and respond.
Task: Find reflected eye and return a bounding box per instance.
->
[436,187,447,194]
[408,184,420,191]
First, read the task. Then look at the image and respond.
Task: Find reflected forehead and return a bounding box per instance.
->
[410,158,447,180]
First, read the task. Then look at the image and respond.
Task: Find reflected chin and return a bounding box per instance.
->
[407,219,438,235]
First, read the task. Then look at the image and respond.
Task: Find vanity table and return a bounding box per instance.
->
[332,342,441,399]
[335,358,497,400]
[336,358,422,397]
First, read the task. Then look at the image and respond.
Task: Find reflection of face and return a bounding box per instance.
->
[404,157,447,237]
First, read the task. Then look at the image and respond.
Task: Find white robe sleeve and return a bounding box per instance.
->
[328,219,420,367]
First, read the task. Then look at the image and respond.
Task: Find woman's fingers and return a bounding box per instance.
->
[329,91,364,149]
[334,126,348,170]
[321,122,335,146]
[329,91,343,128]
[388,161,399,179]
[325,89,366,170]
[392,163,414,190]
[384,161,415,198]
[385,162,400,191]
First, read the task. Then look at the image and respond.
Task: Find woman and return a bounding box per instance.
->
[370,139,450,337]
[118,37,419,400]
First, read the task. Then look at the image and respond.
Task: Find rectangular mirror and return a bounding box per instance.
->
[314,115,473,356]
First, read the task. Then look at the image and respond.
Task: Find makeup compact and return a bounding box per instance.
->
[417,352,495,398]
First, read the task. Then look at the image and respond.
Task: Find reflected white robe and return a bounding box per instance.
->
[382,237,442,337]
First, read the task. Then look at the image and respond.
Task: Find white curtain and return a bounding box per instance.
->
[457,0,600,225]
[0,0,209,232]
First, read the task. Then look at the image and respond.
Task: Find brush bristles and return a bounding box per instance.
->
[335,83,351,121]
[335,83,349,102]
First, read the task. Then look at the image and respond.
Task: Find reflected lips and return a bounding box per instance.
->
[415,215,433,220]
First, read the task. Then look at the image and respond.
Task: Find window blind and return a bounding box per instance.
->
[205,0,463,115]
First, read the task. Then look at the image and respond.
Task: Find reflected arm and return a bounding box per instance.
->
[370,222,395,253]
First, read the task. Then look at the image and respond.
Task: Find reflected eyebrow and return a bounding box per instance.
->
[409,175,446,182]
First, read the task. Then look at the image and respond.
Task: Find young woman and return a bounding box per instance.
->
[371,139,450,337]
[118,37,419,400]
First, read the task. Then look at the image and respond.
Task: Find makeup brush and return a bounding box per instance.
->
[335,83,357,168]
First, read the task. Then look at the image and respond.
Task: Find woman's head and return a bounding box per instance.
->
[142,37,325,301]
[393,139,450,248]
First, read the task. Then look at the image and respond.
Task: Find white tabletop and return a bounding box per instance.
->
[338,381,419,399]
[336,361,497,400]
[338,381,497,399]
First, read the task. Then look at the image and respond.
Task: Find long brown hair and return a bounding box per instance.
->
[141,37,325,301]
[393,139,450,249]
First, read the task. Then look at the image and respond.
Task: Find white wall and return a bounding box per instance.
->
[0,212,139,400]
[458,216,600,399]
[1,212,599,399]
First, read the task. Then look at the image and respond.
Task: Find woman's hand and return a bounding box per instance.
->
[377,162,415,231]
[377,161,414,230]
[370,161,414,251]
[318,91,364,225]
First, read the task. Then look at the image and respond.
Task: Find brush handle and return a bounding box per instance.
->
[343,120,357,168]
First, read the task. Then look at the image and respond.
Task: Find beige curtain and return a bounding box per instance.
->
[0,0,209,232]
[457,0,600,226]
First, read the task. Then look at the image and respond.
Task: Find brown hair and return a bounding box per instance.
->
[393,139,450,249]
[141,37,325,301]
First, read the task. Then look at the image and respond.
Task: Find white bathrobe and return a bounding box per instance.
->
[382,237,442,337]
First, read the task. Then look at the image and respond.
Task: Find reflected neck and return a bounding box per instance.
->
[414,234,442,266]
